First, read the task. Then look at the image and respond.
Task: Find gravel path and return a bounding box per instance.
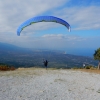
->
[0,68,100,100]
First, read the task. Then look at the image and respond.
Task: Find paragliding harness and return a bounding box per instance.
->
[43,60,48,70]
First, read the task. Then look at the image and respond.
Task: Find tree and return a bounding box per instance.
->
[94,48,100,69]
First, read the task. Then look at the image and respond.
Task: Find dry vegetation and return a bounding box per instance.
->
[0,65,16,71]
[11,67,100,75]
[1,65,100,75]
[73,69,100,74]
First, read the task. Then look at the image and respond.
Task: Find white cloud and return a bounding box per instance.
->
[0,1,99,33]
[0,0,100,33]
[14,34,87,49]
[0,0,69,47]
[42,34,85,41]
[53,6,100,30]
[0,0,68,33]
[0,0,100,51]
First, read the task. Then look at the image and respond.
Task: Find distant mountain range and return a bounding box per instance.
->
[0,42,98,68]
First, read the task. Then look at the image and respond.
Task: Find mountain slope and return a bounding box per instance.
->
[0,42,98,68]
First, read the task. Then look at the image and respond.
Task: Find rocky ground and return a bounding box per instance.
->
[0,68,100,100]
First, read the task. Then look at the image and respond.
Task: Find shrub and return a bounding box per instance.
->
[85,65,93,69]
[0,65,16,71]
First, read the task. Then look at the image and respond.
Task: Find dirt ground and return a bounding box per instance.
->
[74,69,100,74]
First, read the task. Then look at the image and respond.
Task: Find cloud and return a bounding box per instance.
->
[42,34,85,41]
[0,0,68,33]
[0,1,99,33]
[53,5,100,30]
[0,0,100,51]
[0,0,69,47]
[0,0,100,33]
[12,34,88,49]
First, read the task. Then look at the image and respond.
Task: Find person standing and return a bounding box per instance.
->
[43,60,48,70]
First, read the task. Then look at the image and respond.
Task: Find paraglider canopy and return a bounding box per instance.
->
[17,16,71,36]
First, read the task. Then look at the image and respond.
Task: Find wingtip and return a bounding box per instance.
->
[69,28,71,32]
[17,33,20,36]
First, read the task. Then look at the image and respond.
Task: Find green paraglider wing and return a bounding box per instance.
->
[17,16,71,36]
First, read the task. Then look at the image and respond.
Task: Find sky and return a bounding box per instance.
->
[0,0,100,56]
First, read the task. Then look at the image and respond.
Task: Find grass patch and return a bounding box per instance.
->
[74,69,100,74]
